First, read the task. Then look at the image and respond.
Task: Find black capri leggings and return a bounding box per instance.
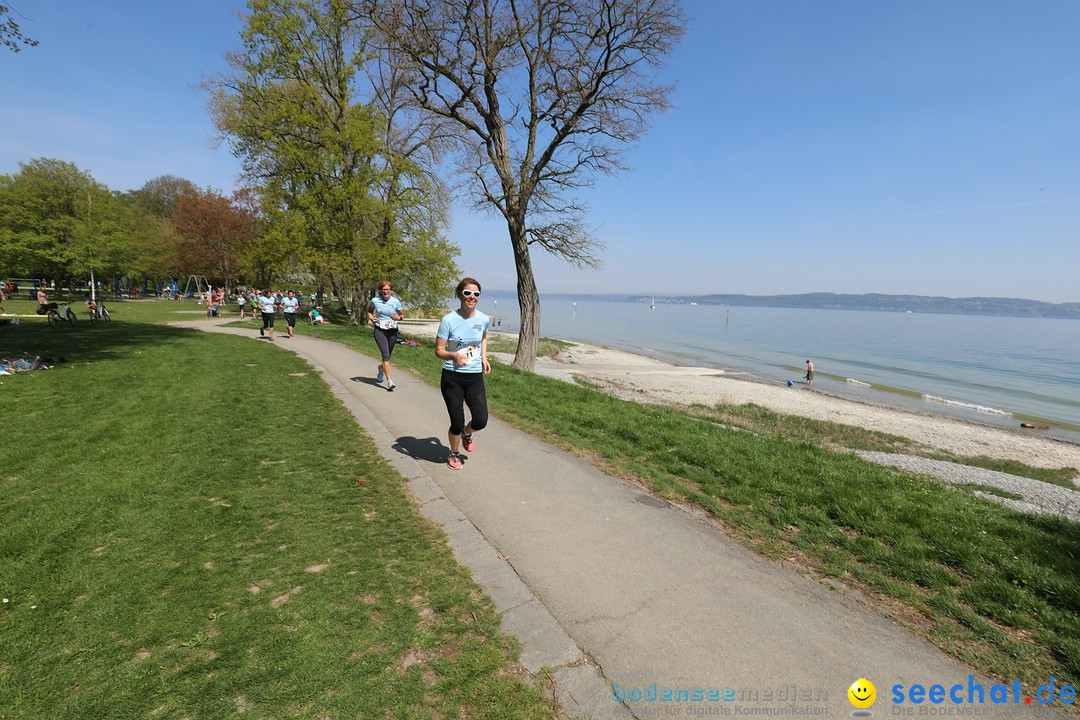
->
[440,369,488,436]
[373,326,398,361]
[261,312,275,329]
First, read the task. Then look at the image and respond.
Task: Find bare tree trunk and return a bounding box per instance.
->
[349,281,369,326]
[330,274,349,314]
[509,220,540,372]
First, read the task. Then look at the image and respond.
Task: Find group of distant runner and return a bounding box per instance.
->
[248,288,300,341]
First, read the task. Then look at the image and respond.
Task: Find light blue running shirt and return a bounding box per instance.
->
[281,296,299,314]
[370,295,403,329]
[437,310,490,373]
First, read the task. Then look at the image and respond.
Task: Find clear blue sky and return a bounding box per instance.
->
[3,1,1078,302]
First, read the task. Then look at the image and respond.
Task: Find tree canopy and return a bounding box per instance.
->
[205,0,459,319]
[0,159,251,295]
[133,175,198,219]
[171,188,258,292]
[1,3,38,53]
[0,158,130,283]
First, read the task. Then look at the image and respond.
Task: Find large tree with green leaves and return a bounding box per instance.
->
[205,0,458,319]
[0,158,130,287]
[363,0,685,370]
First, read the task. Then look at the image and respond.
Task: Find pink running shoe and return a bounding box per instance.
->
[462,434,475,453]
[447,453,463,470]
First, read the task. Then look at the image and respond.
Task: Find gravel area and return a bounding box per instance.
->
[855,452,1080,523]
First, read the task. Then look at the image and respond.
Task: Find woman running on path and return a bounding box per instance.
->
[367,281,404,390]
[257,289,276,340]
[281,289,300,338]
[435,278,491,469]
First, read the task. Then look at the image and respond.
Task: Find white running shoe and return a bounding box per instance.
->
[386,379,396,391]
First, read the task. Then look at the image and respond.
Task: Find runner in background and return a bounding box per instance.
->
[367,281,404,391]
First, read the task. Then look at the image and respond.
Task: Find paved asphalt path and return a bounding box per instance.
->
[178,319,1012,719]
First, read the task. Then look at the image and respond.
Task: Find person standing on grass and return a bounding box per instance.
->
[35,286,55,315]
[367,281,404,391]
[237,291,247,319]
[435,278,491,470]
[281,289,300,339]
[258,288,276,340]
[805,359,814,385]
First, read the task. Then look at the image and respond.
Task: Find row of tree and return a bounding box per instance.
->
[0,157,458,312]
[4,0,685,368]
[0,160,255,299]
[203,0,685,369]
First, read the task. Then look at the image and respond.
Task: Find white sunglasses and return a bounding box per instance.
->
[461,290,481,298]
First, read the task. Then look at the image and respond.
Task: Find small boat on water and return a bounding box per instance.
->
[649,296,655,309]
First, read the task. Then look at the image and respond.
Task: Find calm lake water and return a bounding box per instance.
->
[484,294,1080,443]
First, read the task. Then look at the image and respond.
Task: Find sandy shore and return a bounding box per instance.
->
[401,322,1080,473]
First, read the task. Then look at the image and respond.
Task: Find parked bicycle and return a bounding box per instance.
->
[87,299,111,324]
[47,303,77,327]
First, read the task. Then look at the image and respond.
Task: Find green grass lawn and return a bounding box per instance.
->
[285,318,1080,694]
[8,296,1078,701]
[0,303,552,719]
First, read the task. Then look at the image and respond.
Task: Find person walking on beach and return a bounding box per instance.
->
[805,359,814,385]
[435,278,491,470]
[281,289,300,338]
[258,288,276,340]
[367,281,404,391]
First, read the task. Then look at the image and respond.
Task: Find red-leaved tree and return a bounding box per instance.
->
[171,188,258,293]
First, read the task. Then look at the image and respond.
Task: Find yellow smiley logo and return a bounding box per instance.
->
[848,678,876,709]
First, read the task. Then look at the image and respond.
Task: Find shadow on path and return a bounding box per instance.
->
[393,435,452,465]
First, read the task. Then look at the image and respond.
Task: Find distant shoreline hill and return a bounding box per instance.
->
[534,292,1080,319]
[684,293,1080,319]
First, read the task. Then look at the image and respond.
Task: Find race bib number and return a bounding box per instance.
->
[461,345,479,363]
[378,317,395,329]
